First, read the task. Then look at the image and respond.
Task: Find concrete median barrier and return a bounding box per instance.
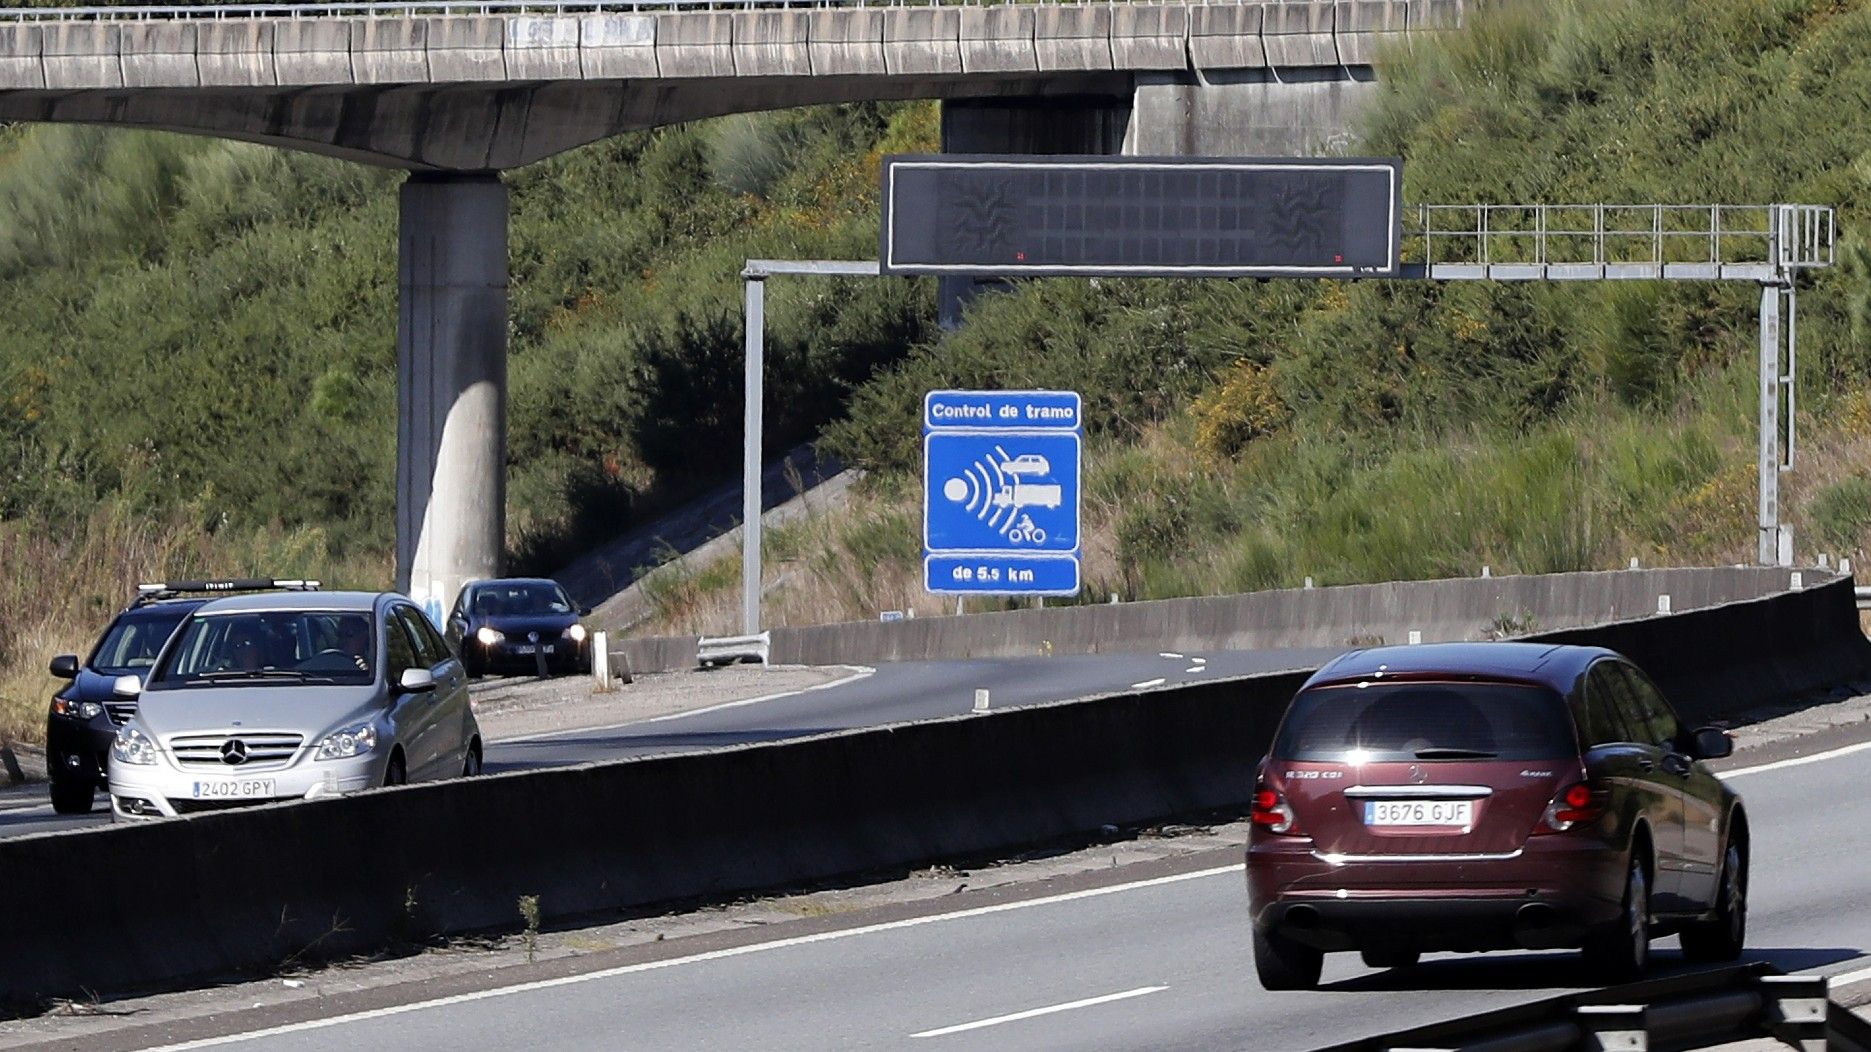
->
[612,567,1827,675]
[4,578,1864,1006]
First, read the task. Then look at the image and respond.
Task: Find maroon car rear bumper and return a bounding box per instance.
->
[1247,834,1627,952]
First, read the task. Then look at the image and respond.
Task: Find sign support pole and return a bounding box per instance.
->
[738,261,880,636]
[743,275,765,636]
[1759,279,1780,567]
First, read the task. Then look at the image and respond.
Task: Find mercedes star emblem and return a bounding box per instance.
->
[1408,764,1427,785]
[221,739,249,766]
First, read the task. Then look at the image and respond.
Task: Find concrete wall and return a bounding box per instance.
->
[0,0,1468,170]
[1126,66,1377,156]
[615,568,1823,674]
[4,578,1864,1006]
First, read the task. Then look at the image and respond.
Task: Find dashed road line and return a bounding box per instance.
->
[911,986,1169,1039]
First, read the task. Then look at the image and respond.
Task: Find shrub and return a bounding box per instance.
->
[1807,476,1871,554]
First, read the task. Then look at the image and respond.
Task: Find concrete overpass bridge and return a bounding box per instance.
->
[0,0,1464,613]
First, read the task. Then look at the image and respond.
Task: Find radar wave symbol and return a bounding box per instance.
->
[941,447,1014,533]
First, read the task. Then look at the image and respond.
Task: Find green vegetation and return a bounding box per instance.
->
[9,0,1871,726]
[668,0,1871,630]
[0,102,939,739]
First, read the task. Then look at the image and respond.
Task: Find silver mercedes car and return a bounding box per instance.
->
[107,591,481,820]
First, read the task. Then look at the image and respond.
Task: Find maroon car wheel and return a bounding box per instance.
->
[1253,926,1323,991]
[1584,855,1650,982]
[1680,838,1747,962]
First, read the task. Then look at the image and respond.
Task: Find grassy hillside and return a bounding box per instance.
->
[7,0,1871,737]
[0,103,939,740]
[639,0,1871,633]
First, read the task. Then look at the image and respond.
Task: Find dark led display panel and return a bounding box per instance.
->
[880,155,1402,278]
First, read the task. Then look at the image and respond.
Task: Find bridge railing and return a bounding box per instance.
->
[3,0,1268,20]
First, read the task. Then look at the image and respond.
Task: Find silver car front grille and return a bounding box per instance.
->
[168,732,305,769]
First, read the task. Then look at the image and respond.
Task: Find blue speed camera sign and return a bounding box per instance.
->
[923,390,1081,596]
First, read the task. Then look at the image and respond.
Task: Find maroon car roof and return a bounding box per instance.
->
[1303,641,1617,694]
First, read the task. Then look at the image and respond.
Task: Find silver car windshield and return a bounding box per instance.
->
[148,611,375,689]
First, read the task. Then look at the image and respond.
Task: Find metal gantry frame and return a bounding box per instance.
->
[737,203,1835,634]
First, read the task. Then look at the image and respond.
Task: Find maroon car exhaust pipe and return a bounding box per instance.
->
[1285,905,1322,930]
[1515,903,1559,932]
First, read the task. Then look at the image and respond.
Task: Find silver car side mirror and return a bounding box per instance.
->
[397,667,436,694]
[111,674,143,698]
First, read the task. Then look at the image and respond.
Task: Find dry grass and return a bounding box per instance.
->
[0,502,390,746]
[627,405,1871,641]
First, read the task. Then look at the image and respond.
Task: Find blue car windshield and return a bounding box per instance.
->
[149,611,375,688]
[90,612,188,675]
[471,583,573,617]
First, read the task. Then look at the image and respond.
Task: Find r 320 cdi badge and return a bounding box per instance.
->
[1246,643,1747,990]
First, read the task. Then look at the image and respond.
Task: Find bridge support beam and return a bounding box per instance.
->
[1124,68,1377,157]
[395,172,508,621]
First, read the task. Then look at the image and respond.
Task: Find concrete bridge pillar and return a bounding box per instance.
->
[937,95,1131,329]
[395,172,508,623]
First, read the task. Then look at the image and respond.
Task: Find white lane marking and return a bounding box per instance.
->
[1131,678,1167,690]
[1827,962,1871,989]
[1184,666,1205,675]
[1159,652,1183,660]
[134,865,1243,1051]
[1191,656,1207,665]
[495,665,875,745]
[910,986,1168,1039]
[1720,738,1871,779]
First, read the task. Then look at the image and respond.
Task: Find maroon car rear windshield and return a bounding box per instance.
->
[1272,681,1577,762]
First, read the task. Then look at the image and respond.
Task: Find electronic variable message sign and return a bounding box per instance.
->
[881,155,1402,279]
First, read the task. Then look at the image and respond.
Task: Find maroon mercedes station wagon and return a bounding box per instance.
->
[1246,642,1747,990]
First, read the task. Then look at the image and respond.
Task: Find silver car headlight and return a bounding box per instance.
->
[111,727,159,766]
[475,626,503,646]
[315,722,379,761]
[565,624,588,642]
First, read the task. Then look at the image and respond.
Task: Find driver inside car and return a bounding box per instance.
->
[332,616,372,672]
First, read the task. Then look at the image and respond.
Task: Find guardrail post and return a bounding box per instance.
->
[1577,1003,1646,1051]
[1759,975,1828,1052]
[592,630,610,690]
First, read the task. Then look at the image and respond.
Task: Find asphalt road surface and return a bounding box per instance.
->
[105,733,1871,1051]
[0,646,1344,841]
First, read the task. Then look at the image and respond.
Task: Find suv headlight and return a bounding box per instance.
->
[316,721,379,761]
[111,727,158,765]
[475,626,503,646]
[565,624,588,642]
[53,698,103,720]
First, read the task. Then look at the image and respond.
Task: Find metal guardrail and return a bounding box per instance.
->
[0,0,1294,21]
[695,630,770,667]
[1409,203,1836,282]
[1315,964,1871,1052]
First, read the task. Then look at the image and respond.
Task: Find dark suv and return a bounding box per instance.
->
[1247,642,1746,990]
[45,579,318,814]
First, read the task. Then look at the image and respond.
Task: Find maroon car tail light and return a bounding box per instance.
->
[1533,781,1605,834]
[1252,786,1299,835]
